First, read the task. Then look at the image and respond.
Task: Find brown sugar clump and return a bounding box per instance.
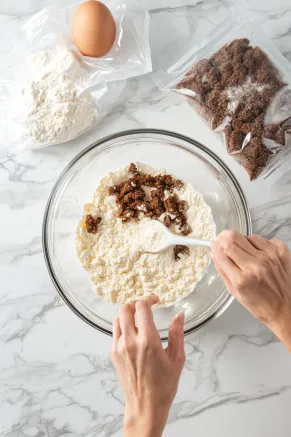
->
[174,179,184,189]
[129,162,139,174]
[164,195,191,235]
[108,185,120,196]
[85,214,102,234]
[123,189,145,203]
[164,195,179,214]
[178,200,187,213]
[151,188,164,199]
[227,130,246,154]
[241,138,272,180]
[164,215,172,228]
[150,196,165,217]
[180,223,191,236]
[264,123,286,145]
[174,245,190,262]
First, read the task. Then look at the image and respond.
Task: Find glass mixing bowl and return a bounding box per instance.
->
[43,129,252,340]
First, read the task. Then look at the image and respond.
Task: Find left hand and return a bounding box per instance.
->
[111,296,185,437]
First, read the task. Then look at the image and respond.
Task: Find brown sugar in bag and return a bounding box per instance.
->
[154,2,291,184]
[176,39,289,180]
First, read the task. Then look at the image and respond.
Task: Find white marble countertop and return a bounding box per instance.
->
[1,0,291,436]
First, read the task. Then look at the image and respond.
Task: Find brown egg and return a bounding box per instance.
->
[72,1,116,58]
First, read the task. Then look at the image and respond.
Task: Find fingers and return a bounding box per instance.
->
[135,295,159,337]
[112,317,122,356]
[115,296,159,341]
[248,234,270,251]
[141,295,159,307]
[212,253,233,292]
[228,231,257,256]
[119,303,136,337]
[216,230,256,255]
[113,317,122,340]
[223,243,253,269]
[269,238,288,254]
[269,239,291,268]
[213,230,258,270]
[211,241,240,282]
[167,312,185,367]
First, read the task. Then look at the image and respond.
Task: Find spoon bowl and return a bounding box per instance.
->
[145,221,212,253]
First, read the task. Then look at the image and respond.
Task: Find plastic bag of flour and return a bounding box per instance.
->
[153,1,291,184]
[0,0,152,150]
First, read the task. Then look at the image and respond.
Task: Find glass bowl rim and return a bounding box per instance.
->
[42,128,252,340]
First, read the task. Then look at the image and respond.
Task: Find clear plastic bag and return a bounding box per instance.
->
[0,0,151,150]
[154,1,291,183]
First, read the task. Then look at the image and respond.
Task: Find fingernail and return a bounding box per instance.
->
[175,311,185,323]
[149,294,159,303]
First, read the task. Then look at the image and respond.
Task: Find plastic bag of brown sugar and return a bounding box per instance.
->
[153,2,291,184]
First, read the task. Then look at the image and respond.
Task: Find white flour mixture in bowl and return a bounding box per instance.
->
[76,163,216,307]
[44,130,251,338]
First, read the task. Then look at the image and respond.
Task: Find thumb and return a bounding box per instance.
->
[167,312,185,366]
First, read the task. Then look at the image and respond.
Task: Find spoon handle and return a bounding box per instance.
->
[172,236,212,248]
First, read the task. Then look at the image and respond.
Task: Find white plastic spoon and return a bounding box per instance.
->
[144,220,212,253]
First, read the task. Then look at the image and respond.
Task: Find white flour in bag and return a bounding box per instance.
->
[15,46,98,145]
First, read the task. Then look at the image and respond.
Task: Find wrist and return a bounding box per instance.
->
[278,326,291,353]
[124,402,169,437]
[269,309,291,353]
[124,422,163,437]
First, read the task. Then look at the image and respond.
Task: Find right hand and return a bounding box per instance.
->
[211,230,291,351]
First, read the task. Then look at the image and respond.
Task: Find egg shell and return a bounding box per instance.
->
[72,1,116,58]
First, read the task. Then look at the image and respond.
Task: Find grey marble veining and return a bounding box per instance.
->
[1,1,291,436]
